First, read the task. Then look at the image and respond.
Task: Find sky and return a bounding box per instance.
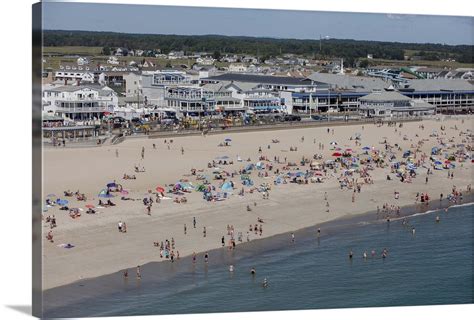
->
[42,2,473,45]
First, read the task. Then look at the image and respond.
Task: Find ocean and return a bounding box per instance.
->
[43,202,473,317]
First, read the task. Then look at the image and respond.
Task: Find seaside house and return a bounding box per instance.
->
[42,84,118,121]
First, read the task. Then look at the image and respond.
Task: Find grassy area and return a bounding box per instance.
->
[43,46,103,56]
[370,58,473,69]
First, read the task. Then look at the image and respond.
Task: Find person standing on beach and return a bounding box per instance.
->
[141,146,145,160]
[221,235,225,247]
[204,252,209,263]
[181,147,184,155]
[192,252,196,264]
[193,217,196,228]
[203,226,207,237]
[291,232,295,243]
[184,224,187,235]
[136,265,141,279]
[115,149,119,158]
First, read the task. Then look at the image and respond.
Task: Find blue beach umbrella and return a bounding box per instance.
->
[106,182,116,188]
[57,199,68,206]
[362,146,371,151]
[224,138,232,142]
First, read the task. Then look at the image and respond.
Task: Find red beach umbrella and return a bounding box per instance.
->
[332,152,342,157]
[156,186,165,193]
[85,204,95,208]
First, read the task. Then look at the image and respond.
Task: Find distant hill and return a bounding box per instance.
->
[43,30,473,65]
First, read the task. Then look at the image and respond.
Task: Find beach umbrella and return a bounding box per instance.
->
[345,148,353,152]
[330,141,338,145]
[434,160,443,165]
[332,152,342,157]
[362,146,371,151]
[98,189,114,198]
[335,147,342,151]
[85,204,95,209]
[156,186,165,193]
[224,138,232,142]
[57,199,68,206]
[120,190,129,195]
[106,182,116,188]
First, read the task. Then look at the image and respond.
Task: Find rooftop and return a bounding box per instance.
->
[360,90,412,102]
[204,73,325,86]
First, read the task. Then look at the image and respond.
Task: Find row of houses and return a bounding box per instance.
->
[42,70,473,122]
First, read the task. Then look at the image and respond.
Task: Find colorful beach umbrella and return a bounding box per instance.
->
[332,152,342,157]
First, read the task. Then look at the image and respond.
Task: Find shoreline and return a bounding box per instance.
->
[43,194,473,314]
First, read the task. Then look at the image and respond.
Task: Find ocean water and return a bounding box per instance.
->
[43,203,473,317]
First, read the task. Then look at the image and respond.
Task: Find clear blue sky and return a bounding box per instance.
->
[42,2,473,45]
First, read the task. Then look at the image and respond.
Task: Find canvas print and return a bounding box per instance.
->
[34,1,473,318]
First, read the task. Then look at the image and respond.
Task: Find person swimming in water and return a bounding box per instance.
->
[412,227,416,235]
[262,278,268,288]
[250,267,256,275]
[349,250,353,259]
[229,265,234,272]
[436,215,440,223]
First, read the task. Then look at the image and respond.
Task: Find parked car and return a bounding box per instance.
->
[284,115,302,122]
[311,115,328,121]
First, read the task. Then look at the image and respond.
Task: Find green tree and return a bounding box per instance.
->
[102,46,111,56]
[359,59,369,69]
[213,50,221,60]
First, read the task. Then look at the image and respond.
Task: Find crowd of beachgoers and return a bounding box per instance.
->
[42,117,473,289]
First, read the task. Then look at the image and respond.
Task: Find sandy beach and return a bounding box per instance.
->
[42,116,473,290]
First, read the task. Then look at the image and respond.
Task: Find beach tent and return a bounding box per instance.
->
[431,147,439,155]
[274,175,287,184]
[244,164,255,171]
[221,182,233,192]
[98,189,114,198]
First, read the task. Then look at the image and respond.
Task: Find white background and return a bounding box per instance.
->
[0,1,472,319]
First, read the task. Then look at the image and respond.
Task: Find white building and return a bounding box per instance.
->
[107,56,119,65]
[42,85,118,121]
[228,63,248,73]
[359,90,435,118]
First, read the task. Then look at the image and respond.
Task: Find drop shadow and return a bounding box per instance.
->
[6,305,31,316]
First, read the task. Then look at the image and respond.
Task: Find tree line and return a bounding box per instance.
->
[43,30,473,65]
